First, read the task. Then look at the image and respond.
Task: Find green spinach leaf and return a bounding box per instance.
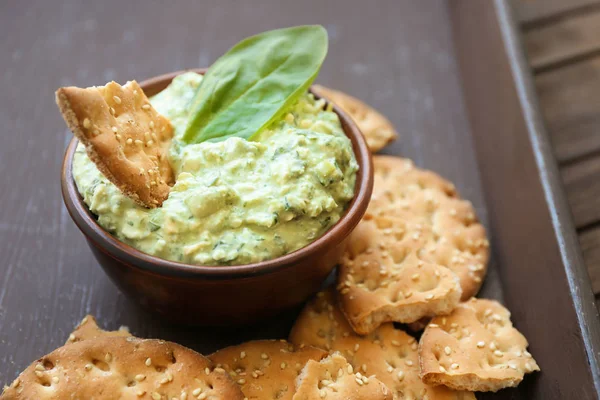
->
[183,25,328,144]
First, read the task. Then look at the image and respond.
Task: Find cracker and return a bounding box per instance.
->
[65,315,131,344]
[289,289,475,400]
[337,156,489,334]
[56,80,174,208]
[293,352,392,400]
[1,336,244,400]
[209,340,327,400]
[419,298,540,392]
[312,85,398,152]
[337,214,462,334]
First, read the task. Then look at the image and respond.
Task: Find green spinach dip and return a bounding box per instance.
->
[73,72,358,265]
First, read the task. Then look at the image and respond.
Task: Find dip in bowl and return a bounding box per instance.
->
[61,69,373,324]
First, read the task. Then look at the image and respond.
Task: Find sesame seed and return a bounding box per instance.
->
[135,374,146,382]
[146,140,154,146]
[411,273,420,281]
[347,365,353,374]
[198,393,207,400]
[51,376,59,384]
[361,364,367,373]
[237,379,246,384]
[494,350,503,357]
[126,138,133,145]
[405,360,413,366]
[110,107,116,115]
[142,104,151,110]
[83,118,91,129]
[111,126,118,133]
[205,367,210,375]
[192,389,202,396]
[136,390,146,397]
[444,346,452,355]
[451,363,459,369]
[439,366,446,373]
[354,344,360,351]
[85,364,93,371]
[280,362,286,369]
[397,370,405,381]
[509,364,517,370]
[116,134,122,140]
[429,323,439,328]
[355,378,363,386]
[113,96,122,104]
[35,364,44,371]
[320,389,327,398]
[240,351,246,359]
[338,368,343,377]
[151,393,161,400]
[261,353,268,360]
[135,139,143,146]
[145,358,152,366]
[35,371,43,378]
[149,121,155,129]
[490,342,497,350]
[477,341,485,348]
[425,294,434,300]
[391,340,400,346]
[105,353,112,363]
[362,376,368,383]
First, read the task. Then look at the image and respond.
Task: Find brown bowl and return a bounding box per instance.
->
[61,69,373,325]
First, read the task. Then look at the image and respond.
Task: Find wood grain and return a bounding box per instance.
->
[580,227,600,293]
[535,56,600,163]
[513,0,600,24]
[524,10,600,71]
[561,156,600,228]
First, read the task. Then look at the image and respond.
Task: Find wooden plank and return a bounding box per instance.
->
[513,0,600,24]
[535,57,600,163]
[524,10,600,71]
[561,156,600,228]
[580,227,600,294]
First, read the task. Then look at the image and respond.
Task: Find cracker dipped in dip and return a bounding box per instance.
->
[66,26,358,266]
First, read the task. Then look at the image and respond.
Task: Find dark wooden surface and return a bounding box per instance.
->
[514,0,600,311]
[1,1,598,398]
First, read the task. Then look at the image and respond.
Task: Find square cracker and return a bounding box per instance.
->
[337,156,489,334]
[338,215,462,335]
[56,80,174,208]
[419,298,540,392]
[294,352,392,400]
[289,288,475,400]
[312,85,398,152]
[1,336,244,400]
[209,340,327,400]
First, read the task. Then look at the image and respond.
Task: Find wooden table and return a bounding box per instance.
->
[1,0,598,392]
[514,0,600,310]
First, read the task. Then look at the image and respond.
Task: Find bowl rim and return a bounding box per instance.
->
[61,68,374,280]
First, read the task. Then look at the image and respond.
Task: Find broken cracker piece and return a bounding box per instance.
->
[419,298,540,392]
[313,85,398,152]
[56,80,174,208]
[209,340,327,400]
[293,352,392,400]
[289,288,475,400]
[65,315,131,345]
[338,215,462,334]
[1,336,244,400]
[337,156,489,334]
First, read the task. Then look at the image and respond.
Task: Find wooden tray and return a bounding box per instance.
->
[0,0,599,398]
